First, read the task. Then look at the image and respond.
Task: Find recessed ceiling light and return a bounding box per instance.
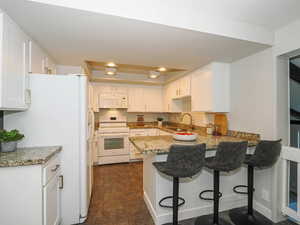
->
[149,71,160,79]
[106,62,117,67]
[105,67,117,75]
[157,67,167,72]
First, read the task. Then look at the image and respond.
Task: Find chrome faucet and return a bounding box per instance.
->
[180,113,193,128]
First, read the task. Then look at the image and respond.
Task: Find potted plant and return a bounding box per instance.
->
[0,129,24,153]
[157,117,164,127]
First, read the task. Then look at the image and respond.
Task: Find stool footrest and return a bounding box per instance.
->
[233,185,255,194]
[199,189,222,201]
[159,196,185,208]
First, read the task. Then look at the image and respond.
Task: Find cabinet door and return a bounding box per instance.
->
[144,87,163,112]
[163,84,171,112]
[191,69,213,112]
[171,80,180,99]
[179,75,191,97]
[43,173,61,225]
[1,14,29,110]
[128,87,145,112]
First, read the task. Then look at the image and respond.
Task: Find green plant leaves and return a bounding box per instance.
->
[0,129,24,142]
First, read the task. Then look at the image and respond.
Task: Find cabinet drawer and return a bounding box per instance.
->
[43,155,61,186]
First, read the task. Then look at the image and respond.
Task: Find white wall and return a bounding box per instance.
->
[275,19,300,56]
[56,65,82,74]
[229,48,276,139]
[228,47,276,217]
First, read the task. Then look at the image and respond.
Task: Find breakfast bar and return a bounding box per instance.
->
[129,134,258,225]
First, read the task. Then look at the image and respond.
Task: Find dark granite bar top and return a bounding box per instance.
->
[129,135,257,155]
[0,146,62,167]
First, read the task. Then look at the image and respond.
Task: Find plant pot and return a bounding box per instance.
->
[158,121,163,127]
[1,141,18,153]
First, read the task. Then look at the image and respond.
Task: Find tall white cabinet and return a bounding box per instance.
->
[0,13,30,110]
[191,62,230,112]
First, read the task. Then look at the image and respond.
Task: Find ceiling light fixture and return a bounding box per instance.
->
[105,67,117,75]
[149,71,160,79]
[157,67,167,72]
[106,62,117,67]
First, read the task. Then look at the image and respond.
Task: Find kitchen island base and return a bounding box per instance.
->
[143,151,270,225]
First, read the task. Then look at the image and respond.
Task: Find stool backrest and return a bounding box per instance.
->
[166,144,206,176]
[251,139,282,168]
[215,141,248,171]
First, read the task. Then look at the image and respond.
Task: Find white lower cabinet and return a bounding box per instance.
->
[0,154,62,225]
[43,172,61,225]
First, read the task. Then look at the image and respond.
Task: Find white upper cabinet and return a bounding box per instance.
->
[128,87,145,112]
[0,13,30,110]
[163,83,182,113]
[143,87,163,112]
[128,86,163,112]
[172,75,191,99]
[191,62,230,112]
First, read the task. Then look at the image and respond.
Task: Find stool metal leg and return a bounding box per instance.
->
[195,170,231,225]
[248,165,254,216]
[229,165,273,225]
[213,170,220,224]
[173,177,179,225]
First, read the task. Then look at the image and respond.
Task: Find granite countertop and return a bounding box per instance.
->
[0,146,62,167]
[129,135,258,154]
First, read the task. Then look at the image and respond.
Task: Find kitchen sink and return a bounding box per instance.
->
[165,126,189,132]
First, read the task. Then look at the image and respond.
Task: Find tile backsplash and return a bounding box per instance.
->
[168,112,214,127]
[95,109,168,122]
[95,109,214,127]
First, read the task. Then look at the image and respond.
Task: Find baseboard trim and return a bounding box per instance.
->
[144,191,159,225]
[144,192,247,225]
[254,200,272,221]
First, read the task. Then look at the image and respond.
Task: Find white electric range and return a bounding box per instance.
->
[97,116,130,165]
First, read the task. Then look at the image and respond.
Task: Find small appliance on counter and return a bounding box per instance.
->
[136,115,145,126]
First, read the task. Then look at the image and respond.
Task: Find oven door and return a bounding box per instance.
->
[98,133,129,156]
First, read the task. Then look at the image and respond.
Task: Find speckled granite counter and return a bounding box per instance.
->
[0,146,62,167]
[129,135,257,154]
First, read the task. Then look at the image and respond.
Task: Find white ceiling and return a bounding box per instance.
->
[29,0,300,31]
[0,0,272,71]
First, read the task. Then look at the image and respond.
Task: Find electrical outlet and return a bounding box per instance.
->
[262,189,270,202]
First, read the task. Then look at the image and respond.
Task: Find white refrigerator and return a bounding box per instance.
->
[4,74,93,225]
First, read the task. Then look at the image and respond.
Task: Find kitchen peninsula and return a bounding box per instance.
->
[129,131,259,225]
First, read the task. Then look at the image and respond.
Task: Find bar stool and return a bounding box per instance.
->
[153,144,206,225]
[229,139,282,225]
[195,141,248,225]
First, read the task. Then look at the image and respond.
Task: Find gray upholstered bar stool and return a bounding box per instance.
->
[153,144,206,225]
[195,141,248,225]
[229,139,282,225]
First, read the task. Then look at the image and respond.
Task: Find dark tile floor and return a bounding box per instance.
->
[82,162,295,225]
[82,162,154,225]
